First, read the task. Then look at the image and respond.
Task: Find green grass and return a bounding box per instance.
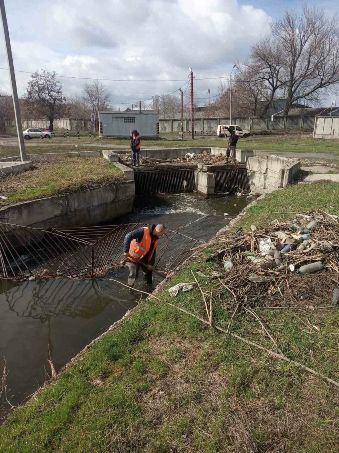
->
[0,182,338,452]
[240,181,339,230]
[1,133,339,160]
[0,157,123,205]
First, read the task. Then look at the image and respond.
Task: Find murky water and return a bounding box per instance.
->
[0,193,248,418]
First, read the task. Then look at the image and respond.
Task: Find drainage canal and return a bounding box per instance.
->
[0,193,249,420]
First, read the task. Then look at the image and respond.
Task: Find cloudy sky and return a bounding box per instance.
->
[1,0,338,108]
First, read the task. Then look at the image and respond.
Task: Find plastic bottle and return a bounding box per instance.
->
[299,261,323,274]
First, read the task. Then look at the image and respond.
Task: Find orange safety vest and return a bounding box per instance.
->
[128,227,158,263]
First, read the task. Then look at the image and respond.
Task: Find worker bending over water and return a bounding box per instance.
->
[122,224,166,286]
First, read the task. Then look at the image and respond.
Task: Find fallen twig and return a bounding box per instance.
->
[108,278,339,389]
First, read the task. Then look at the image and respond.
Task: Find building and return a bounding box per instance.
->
[99,111,159,137]
[313,109,339,139]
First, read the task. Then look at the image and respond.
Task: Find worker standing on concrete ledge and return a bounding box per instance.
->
[122,224,166,286]
[227,128,238,163]
[130,129,141,167]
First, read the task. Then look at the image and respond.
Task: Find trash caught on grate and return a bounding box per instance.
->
[0,221,204,281]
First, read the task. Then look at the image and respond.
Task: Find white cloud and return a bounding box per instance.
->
[1,0,272,105]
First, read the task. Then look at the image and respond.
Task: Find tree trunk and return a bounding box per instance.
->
[49,118,54,132]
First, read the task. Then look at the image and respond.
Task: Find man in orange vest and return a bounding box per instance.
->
[122,224,166,286]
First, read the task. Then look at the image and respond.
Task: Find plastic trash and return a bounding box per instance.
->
[290,224,301,232]
[168,283,195,297]
[223,260,234,272]
[306,220,317,231]
[299,261,323,275]
[297,240,311,251]
[281,244,292,253]
[259,238,273,256]
[333,287,339,306]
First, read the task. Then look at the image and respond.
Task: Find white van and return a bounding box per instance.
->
[217,124,250,138]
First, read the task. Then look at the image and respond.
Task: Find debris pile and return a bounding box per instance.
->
[122,150,228,167]
[207,211,339,308]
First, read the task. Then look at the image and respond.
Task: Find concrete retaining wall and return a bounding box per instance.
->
[247,155,300,193]
[0,161,32,177]
[0,180,135,229]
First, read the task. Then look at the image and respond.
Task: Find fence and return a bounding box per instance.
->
[0,222,203,281]
[159,116,315,134]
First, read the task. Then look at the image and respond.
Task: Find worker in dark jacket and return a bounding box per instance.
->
[227,129,238,162]
[130,129,141,167]
[122,224,166,286]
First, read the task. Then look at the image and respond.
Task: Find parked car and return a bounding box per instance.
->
[23,128,52,139]
[217,124,250,138]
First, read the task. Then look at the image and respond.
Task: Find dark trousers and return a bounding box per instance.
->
[131,148,140,166]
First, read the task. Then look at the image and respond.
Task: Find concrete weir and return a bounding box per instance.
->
[134,163,249,195]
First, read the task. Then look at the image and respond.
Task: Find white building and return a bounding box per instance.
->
[313,113,339,139]
[99,111,159,137]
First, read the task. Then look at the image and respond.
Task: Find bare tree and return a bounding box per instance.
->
[0,92,14,134]
[66,96,92,118]
[25,70,65,131]
[232,64,270,117]
[158,94,181,118]
[251,39,286,117]
[83,80,110,131]
[273,6,339,116]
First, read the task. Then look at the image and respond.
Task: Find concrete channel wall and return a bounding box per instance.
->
[247,155,300,193]
[0,180,135,229]
[0,157,135,229]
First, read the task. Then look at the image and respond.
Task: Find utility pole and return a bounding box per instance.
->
[0,0,27,161]
[189,68,194,139]
[229,73,232,124]
[179,88,184,140]
[208,88,211,107]
[139,100,142,113]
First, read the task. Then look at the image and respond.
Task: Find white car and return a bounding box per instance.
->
[23,128,52,139]
[217,124,250,138]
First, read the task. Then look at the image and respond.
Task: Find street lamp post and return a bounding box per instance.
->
[229,65,237,125]
[0,0,27,161]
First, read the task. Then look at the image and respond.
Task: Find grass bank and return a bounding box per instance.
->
[0,182,338,452]
[1,134,339,159]
[0,157,123,205]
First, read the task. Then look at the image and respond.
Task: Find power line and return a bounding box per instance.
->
[0,66,244,83]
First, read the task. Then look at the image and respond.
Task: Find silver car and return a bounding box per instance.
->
[23,128,52,139]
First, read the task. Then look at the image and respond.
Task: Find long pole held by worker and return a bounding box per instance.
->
[179,88,184,140]
[229,72,232,125]
[0,0,27,161]
[190,68,194,140]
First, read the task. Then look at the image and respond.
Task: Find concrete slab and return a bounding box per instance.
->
[304,174,339,183]
[301,165,339,174]
[102,150,120,162]
[0,161,32,177]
